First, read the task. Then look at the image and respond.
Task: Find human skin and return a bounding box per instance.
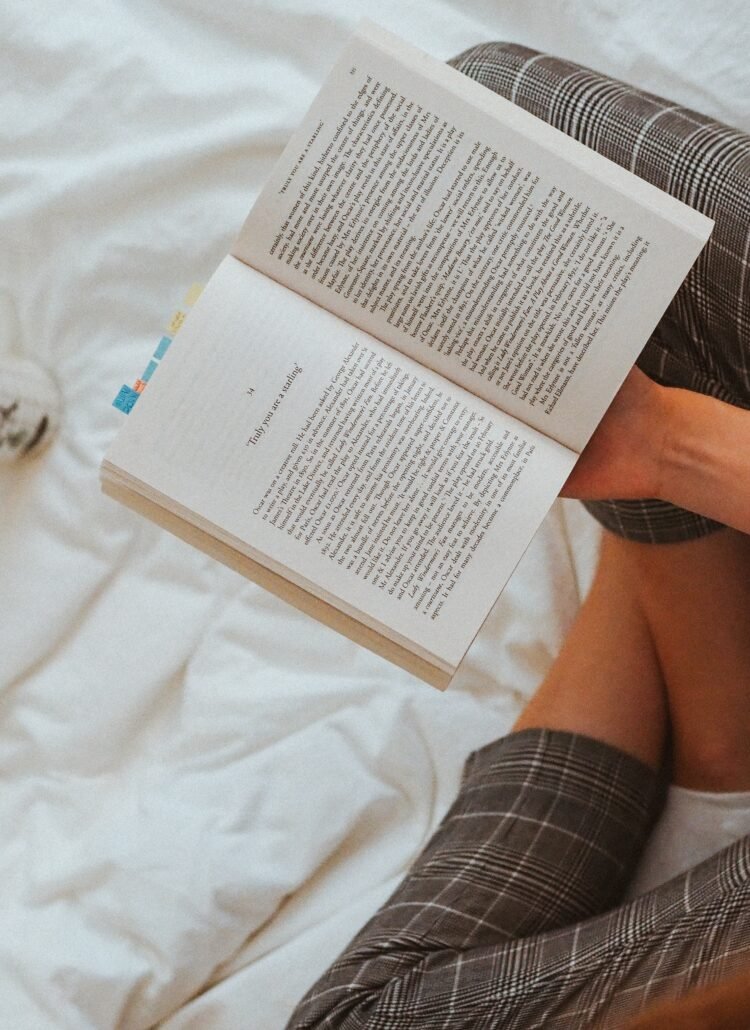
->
[557,372,750,789]
[512,530,667,771]
[515,526,750,790]
[561,367,750,537]
[625,964,750,1029]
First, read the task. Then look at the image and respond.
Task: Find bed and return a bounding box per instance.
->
[2,1,747,1026]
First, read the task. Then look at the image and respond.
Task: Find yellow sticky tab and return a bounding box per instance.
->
[167,310,186,335]
[184,283,203,307]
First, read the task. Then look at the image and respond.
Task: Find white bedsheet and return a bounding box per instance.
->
[1,1,746,1026]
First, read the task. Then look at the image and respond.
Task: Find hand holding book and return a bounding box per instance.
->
[560,367,666,502]
[102,22,714,687]
[562,369,750,536]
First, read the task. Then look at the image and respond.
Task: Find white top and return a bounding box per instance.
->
[626,785,750,899]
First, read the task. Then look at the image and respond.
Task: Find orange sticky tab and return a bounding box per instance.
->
[133,379,147,393]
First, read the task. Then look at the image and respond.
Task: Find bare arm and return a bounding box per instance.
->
[659,387,750,536]
[562,369,750,536]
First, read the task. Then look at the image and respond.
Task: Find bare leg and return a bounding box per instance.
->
[514,531,667,771]
[626,528,750,791]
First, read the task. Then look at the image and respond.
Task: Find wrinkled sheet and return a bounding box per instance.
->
[1,1,746,1026]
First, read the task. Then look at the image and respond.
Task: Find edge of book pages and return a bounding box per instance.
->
[101,475,453,690]
[102,22,715,693]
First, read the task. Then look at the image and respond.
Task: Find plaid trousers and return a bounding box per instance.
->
[286,47,750,1030]
[449,42,750,544]
[287,730,750,1029]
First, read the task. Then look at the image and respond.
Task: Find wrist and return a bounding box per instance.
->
[640,377,674,501]
[658,387,712,502]
[658,386,750,533]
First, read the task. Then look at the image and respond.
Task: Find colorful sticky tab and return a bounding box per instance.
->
[113,281,204,414]
[113,385,140,414]
[141,360,158,382]
[184,283,203,306]
[153,336,172,360]
[167,310,186,335]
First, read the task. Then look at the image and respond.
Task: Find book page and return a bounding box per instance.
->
[234,21,712,453]
[104,256,576,671]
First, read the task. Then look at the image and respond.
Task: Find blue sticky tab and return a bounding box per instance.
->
[141,359,158,382]
[112,385,140,414]
[153,335,172,360]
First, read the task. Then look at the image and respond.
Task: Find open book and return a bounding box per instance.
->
[102,22,712,689]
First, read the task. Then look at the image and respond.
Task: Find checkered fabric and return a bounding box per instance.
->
[448,43,750,544]
[287,729,750,1028]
